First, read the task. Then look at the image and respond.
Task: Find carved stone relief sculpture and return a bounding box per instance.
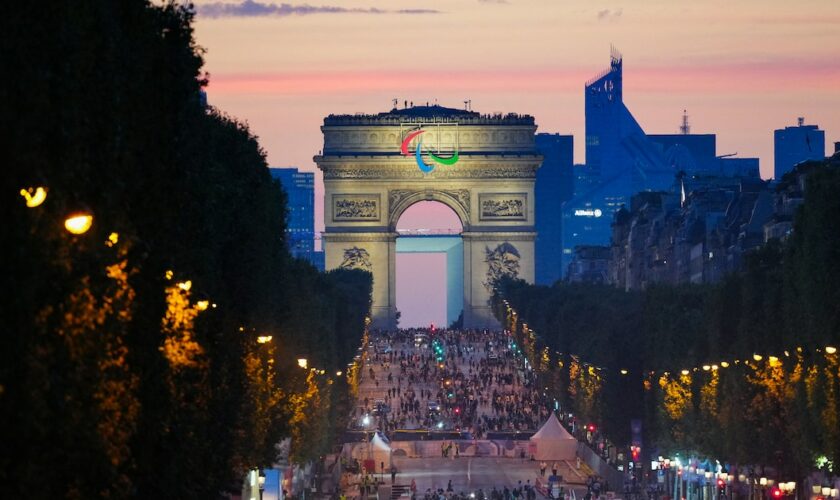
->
[479,194,527,220]
[340,247,372,271]
[333,195,379,221]
[483,242,521,292]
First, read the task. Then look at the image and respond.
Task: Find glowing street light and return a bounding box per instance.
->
[64,213,93,234]
[177,280,192,291]
[753,354,763,361]
[256,335,273,344]
[297,358,308,369]
[826,346,837,354]
[20,187,47,208]
[195,300,209,311]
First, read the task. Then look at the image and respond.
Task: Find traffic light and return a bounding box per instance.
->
[630,445,640,462]
[587,423,596,433]
[770,488,782,499]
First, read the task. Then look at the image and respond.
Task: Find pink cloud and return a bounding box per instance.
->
[207,60,840,96]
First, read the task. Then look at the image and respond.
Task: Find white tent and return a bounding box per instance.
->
[370,432,392,469]
[529,413,577,460]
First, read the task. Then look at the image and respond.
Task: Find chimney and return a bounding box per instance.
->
[797,117,805,127]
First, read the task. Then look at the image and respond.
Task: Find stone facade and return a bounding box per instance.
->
[316,105,541,329]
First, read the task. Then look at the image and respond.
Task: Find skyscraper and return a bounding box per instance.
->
[774,118,825,179]
[534,133,574,285]
[269,167,316,263]
[583,48,671,192]
[562,49,671,276]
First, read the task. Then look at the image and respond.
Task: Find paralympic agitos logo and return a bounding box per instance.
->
[400,129,460,173]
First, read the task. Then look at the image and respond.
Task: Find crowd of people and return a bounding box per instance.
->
[354,328,550,437]
[419,480,540,500]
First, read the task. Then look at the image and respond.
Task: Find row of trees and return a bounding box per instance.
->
[2,1,370,498]
[494,158,840,478]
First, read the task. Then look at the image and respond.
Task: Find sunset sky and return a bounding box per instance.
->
[192,0,840,326]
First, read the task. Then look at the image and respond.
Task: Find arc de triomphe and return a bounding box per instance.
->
[315,105,541,329]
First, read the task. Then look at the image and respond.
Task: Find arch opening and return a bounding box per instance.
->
[395,201,464,328]
[388,191,470,232]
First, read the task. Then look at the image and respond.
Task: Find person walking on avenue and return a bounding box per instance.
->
[552,462,559,477]
[540,461,547,477]
[391,464,397,484]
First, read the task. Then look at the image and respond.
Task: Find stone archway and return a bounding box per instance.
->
[387,189,471,231]
[315,105,541,329]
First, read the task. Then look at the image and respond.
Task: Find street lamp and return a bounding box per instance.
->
[297,358,308,369]
[64,212,93,234]
[20,187,47,207]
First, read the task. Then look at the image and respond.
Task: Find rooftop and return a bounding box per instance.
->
[324,104,535,126]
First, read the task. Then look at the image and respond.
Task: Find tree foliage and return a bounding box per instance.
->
[1,1,371,497]
[494,159,840,476]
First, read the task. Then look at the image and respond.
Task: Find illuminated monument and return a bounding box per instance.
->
[315,104,541,328]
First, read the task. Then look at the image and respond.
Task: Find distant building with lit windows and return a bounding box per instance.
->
[562,49,673,276]
[535,133,574,285]
[561,51,761,278]
[269,167,316,264]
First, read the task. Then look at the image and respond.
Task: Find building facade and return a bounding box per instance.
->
[534,133,574,285]
[774,118,825,180]
[269,167,316,262]
[608,174,780,290]
[567,245,611,284]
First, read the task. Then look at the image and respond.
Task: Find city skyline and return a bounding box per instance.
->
[195,0,840,324]
[194,0,840,221]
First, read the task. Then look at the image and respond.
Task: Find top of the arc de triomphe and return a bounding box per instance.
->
[316,104,539,171]
[323,103,535,125]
